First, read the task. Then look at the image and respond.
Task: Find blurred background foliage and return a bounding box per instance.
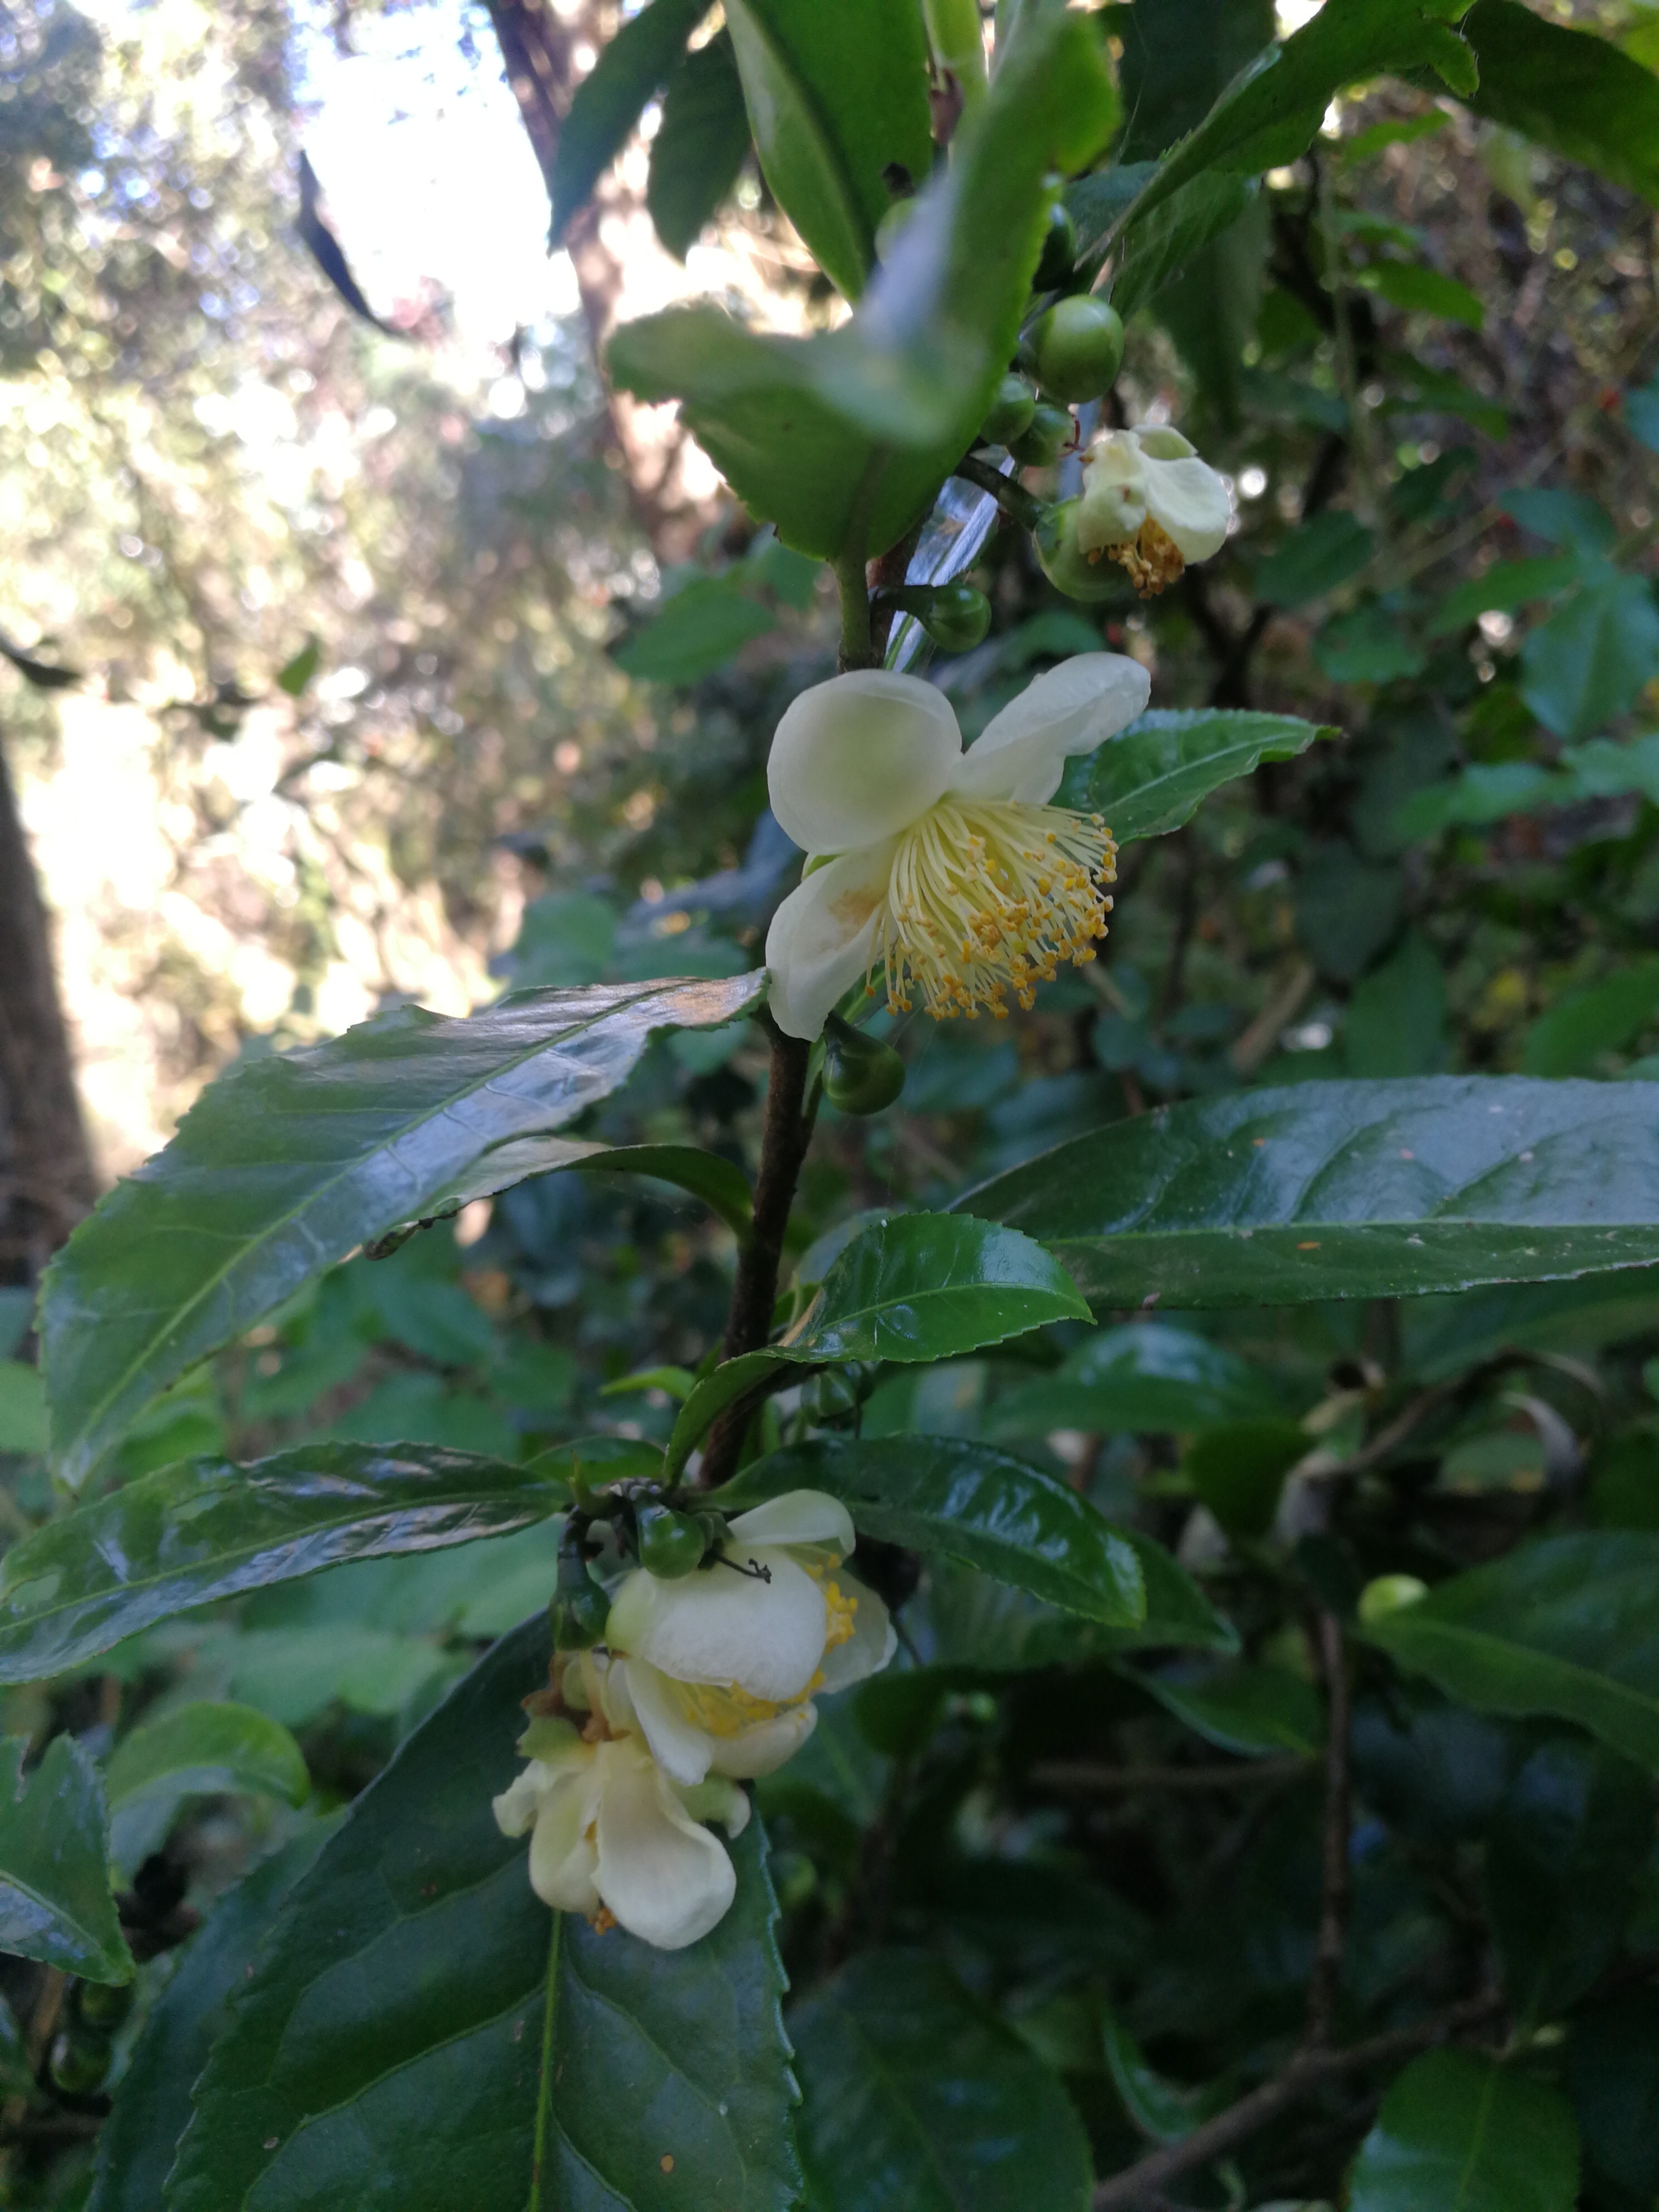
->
[4,0,1659,2204]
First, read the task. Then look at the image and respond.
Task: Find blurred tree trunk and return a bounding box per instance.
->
[0,733,96,1286]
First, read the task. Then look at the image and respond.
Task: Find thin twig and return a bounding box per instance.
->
[1089,1993,1502,2210]
[1303,1611,1351,2051]
[952,452,1046,531]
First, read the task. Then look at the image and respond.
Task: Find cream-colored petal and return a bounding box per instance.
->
[610,1548,829,1704]
[594,1740,737,1950]
[1134,426,1197,462]
[726,1488,856,1555]
[815,1571,897,1693]
[1075,432,1149,556]
[1143,452,1232,562]
[618,1656,717,1787]
[952,654,1152,804]
[704,1702,818,1779]
[764,838,897,1042]
[492,1763,550,1840]
[768,671,960,855]
[527,1764,604,1916]
[676,1774,753,1836]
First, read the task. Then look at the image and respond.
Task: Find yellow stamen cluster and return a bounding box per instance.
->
[677,1677,803,1739]
[879,797,1117,1021]
[1089,515,1184,598]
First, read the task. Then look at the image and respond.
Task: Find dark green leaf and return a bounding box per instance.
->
[106,1702,308,1873]
[647,28,751,259]
[1568,1989,1659,2208]
[1250,510,1375,608]
[608,2,1114,558]
[613,575,775,683]
[88,1827,333,2212]
[1347,2049,1579,2212]
[1357,258,1485,329]
[1110,0,1276,163]
[1422,553,1579,638]
[789,1213,1088,1360]
[1486,1738,1651,2026]
[1628,375,1659,452]
[0,1735,131,1983]
[712,1433,1145,1628]
[569,1141,752,1235]
[1296,842,1403,985]
[1101,2003,1225,2142]
[1459,0,1659,205]
[549,0,706,241]
[273,638,319,697]
[1057,709,1333,842]
[1129,1659,1323,1757]
[1111,174,1257,323]
[0,1363,47,1454]
[1523,959,1659,1078]
[1363,1532,1659,1770]
[1345,932,1448,1079]
[793,1949,1092,2212]
[959,1077,1659,1308]
[1183,1416,1309,1543]
[990,1321,1286,1439]
[0,1442,566,1684]
[1311,603,1426,685]
[1520,571,1659,741]
[42,971,761,1486]
[169,1618,800,2212]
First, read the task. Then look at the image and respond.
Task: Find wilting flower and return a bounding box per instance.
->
[604,1489,896,1786]
[763,654,1147,1039]
[1076,427,1230,595]
[493,1702,749,1951]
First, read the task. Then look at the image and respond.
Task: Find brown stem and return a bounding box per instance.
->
[1089,1993,1502,2210]
[1304,1611,1352,2051]
[697,1022,813,1485]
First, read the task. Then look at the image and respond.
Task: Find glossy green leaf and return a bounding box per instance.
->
[1459,0,1659,205]
[88,1826,333,2212]
[671,1215,1088,1471]
[1251,510,1376,608]
[608,2,1114,558]
[569,1141,753,1235]
[1523,959,1659,1078]
[1485,1738,1651,2026]
[0,1361,46,1454]
[1363,1533,1659,1769]
[793,1949,1092,2212]
[1108,0,1474,253]
[1347,2050,1579,2212]
[1357,258,1485,329]
[1183,1416,1308,1543]
[1059,710,1333,842]
[1129,1659,1323,1757]
[1111,174,1256,323]
[1101,2004,1225,2143]
[723,0,931,301]
[549,0,706,241]
[0,1442,567,1684]
[613,575,775,683]
[169,1618,800,2212]
[1422,552,1579,638]
[647,29,751,259]
[41,970,761,1486]
[991,1323,1284,1439]
[1520,571,1659,741]
[106,1701,308,1873]
[711,1433,1145,1628]
[959,1078,1659,1308]
[0,1734,131,1983]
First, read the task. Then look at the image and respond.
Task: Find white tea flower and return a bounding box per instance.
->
[763,654,1147,1038]
[1077,426,1230,595]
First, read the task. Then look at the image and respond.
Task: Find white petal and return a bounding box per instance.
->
[594,1740,737,1950]
[727,1488,856,1555]
[618,1657,717,1787]
[1075,432,1149,557]
[527,1764,604,1916]
[816,1572,896,1693]
[1143,452,1232,562]
[768,671,960,855]
[764,839,896,1042]
[704,1702,818,1779]
[952,654,1152,804]
[611,1549,829,1704]
[492,1764,549,1840]
[676,1774,752,1836]
[1134,426,1197,462]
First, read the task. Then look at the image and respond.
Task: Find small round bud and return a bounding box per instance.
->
[1008,402,1072,469]
[916,582,991,653]
[1034,198,1078,291]
[823,1014,906,1114]
[636,1502,710,1580]
[1035,499,1120,602]
[77,1978,135,2031]
[979,373,1037,449]
[1031,296,1125,405]
[50,2022,111,2096]
[1357,1574,1429,1626]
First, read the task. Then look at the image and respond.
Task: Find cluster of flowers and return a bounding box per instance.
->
[495,1492,894,1950]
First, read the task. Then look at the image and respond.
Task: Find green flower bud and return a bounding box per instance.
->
[77,1977,135,2031]
[1030,296,1124,405]
[883,581,991,654]
[1356,1574,1429,1626]
[550,1529,611,1650]
[1034,197,1078,292]
[823,1013,906,1114]
[979,373,1036,449]
[1035,498,1120,602]
[50,2022,111,2096]
[636,1501,710,1579]
[1008,401,1072,469]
